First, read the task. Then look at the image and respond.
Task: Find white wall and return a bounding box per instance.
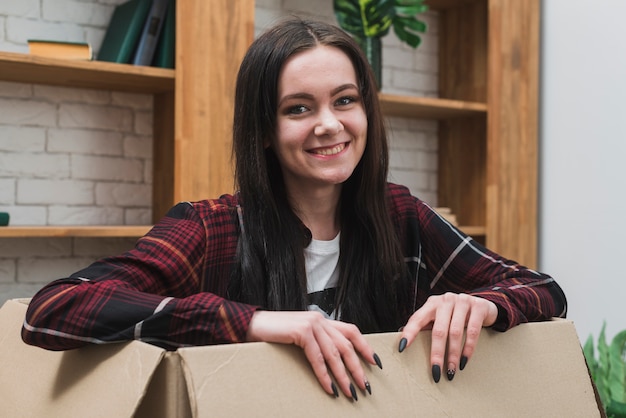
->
[539,0,626,343]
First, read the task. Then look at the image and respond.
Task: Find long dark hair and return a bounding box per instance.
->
[228,18,408,333]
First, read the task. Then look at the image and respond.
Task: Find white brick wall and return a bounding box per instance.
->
[0,0,439,302]
[0,237,136,285]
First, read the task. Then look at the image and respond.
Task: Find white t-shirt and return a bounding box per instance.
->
[304,232,340,318]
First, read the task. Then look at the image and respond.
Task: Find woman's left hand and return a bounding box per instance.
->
[398,292,498,382]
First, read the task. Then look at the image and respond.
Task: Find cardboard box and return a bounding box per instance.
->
[0,299,603,417]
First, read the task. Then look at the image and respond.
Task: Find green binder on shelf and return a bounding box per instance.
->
[132,0,169,66]
[152,0,175,68]
[98,0,153,63]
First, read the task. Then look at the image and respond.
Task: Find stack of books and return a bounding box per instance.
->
[98,0,175,68]
[27,40,93,60]
[28,0,175,68]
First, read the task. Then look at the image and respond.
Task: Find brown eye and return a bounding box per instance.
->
[287,105,308,115]
[336,96,357,106]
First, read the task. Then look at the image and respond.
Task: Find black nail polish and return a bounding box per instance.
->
[398,337,407,353]
[373,353,383,369]
[460,356,468,371]
[365,381,372,395]
[350,383,358,401]
[432,364,441,383]
[447,369,455,381]
[331,382,339,398]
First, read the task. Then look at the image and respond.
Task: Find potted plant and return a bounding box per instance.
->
[583,323,626,417]
[334,0,428,89]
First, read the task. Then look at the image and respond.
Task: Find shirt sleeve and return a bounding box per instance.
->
[397,187,567,331]
[22,202,259,351]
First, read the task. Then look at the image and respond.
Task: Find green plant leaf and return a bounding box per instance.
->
[584,333,598,379]
[597,322,611,409]
[606,400,626,418]
[394,3,428,15]
[335,0,367,38]
[393,21,422,48]
[334,0,428,49]
[334,0,394,39]
[391,1,427,49]
[608,330,626,403]
[396,16,427,32]
[363,2,394,38]
[393,15,426,47]
[395,6,426,15]
[585,323,626,416]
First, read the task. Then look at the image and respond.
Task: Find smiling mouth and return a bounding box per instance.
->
[309,143,346,156]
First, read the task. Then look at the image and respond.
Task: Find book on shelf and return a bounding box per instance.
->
[27,40,93,60]
[97,0,152,64]
[132,0,170,66]
[152,0,175,68]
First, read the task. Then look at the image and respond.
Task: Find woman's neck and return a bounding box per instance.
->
[287,183,341,241]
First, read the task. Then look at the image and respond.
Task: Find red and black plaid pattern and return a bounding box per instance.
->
[22,184,566,350]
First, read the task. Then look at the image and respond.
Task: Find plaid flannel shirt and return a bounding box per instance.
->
[22,183,567,350]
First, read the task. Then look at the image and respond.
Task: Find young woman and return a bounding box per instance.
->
[22,18,567,401]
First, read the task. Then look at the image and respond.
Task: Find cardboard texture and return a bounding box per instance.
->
[0,299,602,417]
[0,299,165,417]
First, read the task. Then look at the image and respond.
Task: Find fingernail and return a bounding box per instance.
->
[460,356,468,371]
[350,383,358,401]
[331,382,339,398]
[365,381,372,395]
[432,364,441,383]
[447,368,455,381]
[373,353,383,369]
[398,337,407,353]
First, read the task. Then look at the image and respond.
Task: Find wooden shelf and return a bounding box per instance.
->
[458,226,486,237]
[0,224,483,239]
[0,1,253,240]
[379,93,486,119]
[0,226,152,238]
[0,51,174,93]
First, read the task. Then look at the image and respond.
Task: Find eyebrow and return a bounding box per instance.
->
[278,83,359,106]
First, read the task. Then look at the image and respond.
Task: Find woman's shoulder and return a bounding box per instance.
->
[386,182,421,213]
[186,193,239,219]
[163,193,239,224]
[385,182,441,231]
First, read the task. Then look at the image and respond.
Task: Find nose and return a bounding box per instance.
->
[314,109,343,136]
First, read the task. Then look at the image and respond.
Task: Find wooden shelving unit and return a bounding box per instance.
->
[0,226,151,238]
[383,0,539,266]
[430,0,540,266]
[0,0,539,268]
[0,0,254,239]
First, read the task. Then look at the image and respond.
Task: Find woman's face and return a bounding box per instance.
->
[272,45,367,195]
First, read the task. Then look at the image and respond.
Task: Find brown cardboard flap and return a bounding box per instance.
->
[0,299,165,417]
[178,319,601,418]
[135,351,192,418]
[1,298,602,417]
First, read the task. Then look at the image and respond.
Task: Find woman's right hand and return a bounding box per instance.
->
[246,310,381,400]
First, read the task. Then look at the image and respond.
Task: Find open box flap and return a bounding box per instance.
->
[0,298,602,417]
[177,319,602,417]
[0,299,165,417]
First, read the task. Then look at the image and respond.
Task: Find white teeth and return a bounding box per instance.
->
[312,143,345,156]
